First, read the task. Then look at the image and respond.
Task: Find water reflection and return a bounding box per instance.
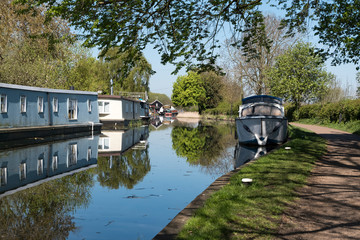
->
[0,135,99,196]
[150,116,177,130]
[233,143,277,169]
[0,120,275,239]
[96,126,150,189]
[0,135,99,239]
[171,121,237,174]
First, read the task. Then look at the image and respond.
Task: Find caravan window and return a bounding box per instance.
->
[38,96,44,113]
[98,101,110,113]
[0,94,7,113]
[53,97,58,112]
[20,95,27,113]
[68,99,78,120]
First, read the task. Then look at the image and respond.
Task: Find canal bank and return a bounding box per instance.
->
[153,122,360,239]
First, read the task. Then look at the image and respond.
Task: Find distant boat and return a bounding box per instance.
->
[235,95,288,146]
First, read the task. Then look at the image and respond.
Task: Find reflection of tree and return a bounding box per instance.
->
[96,146,150,189]
[171,123,225,166]
[0,171,94,239]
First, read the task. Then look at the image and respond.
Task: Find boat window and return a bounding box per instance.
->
[242,105,282,117]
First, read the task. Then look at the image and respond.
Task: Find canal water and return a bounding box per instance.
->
[0,119,269,239]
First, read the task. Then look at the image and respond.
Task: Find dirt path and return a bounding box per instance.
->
[277,123,360,239]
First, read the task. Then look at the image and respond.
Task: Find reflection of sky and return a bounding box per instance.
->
[69,126,230,240]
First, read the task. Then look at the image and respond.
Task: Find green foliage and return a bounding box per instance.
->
[67,56,110,92]
[172,71,224,113]
[14,0,360,71]
[268,42,335,108]
[171,122,237,166]
[200,71,224,109]
[285,99,360,123]
[96,147,150,189]
[0,171,94,239]
[100,47,154,92]
[178,126,327,239]
[203,99,242,117]
[148,92,172,105]
[357,72,360,98]
[172,72,206,111]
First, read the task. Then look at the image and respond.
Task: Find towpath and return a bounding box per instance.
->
[277,123,360,239]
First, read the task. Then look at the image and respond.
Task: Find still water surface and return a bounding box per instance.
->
[0,119,268,239]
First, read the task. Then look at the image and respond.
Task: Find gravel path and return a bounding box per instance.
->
[277,123,360,239]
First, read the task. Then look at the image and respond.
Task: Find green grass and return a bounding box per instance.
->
[296,119,360,135]
[177,125,327,240]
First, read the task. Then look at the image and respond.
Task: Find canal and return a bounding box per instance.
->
[0,119,270,239]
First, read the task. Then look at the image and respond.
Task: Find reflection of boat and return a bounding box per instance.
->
[160,105,178,117]
[0,135,99,197]
[233,143,276,169]
[235,95,288,146]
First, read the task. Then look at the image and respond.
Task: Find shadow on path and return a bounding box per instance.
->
[277,123,360,240]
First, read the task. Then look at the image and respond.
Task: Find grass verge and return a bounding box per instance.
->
[177,125,327,240]
[296,119,360,135]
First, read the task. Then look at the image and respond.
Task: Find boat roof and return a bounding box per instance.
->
[242,95,283,105]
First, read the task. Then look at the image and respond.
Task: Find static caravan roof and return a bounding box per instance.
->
[98,94,142,102]
[0,83,98,95]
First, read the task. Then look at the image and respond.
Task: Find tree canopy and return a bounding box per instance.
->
[171,72,206,110]
[267,42,335,108]
[13,0,360,71]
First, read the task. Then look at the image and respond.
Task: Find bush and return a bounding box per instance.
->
[203,100,241,116]
[294,99,360,123]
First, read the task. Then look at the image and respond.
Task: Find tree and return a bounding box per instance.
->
[100,47,154,93]
[0,0,73,88]
[356,72,360,98]
[222,15,298,96]
[14,0,360,71]
[267,42,335,109]
[171,72,206,113]
[13,0,270,73]
[280,0,360,68]
[199,71,224,110]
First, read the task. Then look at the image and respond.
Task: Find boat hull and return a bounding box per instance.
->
[235,117,288,145]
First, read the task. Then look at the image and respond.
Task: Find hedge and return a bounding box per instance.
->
[285,99,360,122]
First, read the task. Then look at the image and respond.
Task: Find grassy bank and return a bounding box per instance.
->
[296,119,360,135]
[177,125,327,240]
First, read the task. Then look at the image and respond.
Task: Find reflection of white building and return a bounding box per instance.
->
[98,95,149,125]
[98,126,149,156]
